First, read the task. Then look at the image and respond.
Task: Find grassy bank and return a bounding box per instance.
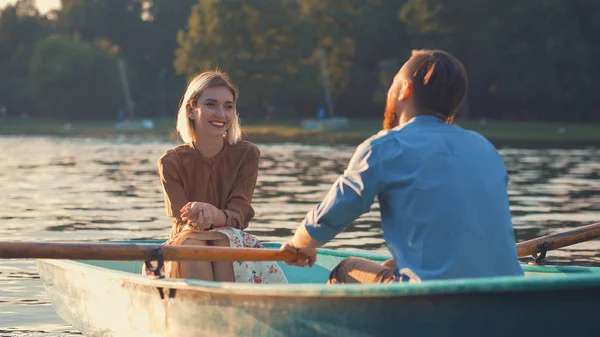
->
[1,117,599,147]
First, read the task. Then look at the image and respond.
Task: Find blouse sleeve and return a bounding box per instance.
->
[223,147,260,230]
[157,150,189,220]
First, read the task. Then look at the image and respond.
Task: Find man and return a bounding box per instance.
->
[281,49,523,283]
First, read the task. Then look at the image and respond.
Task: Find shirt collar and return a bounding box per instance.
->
[392,114,444,131]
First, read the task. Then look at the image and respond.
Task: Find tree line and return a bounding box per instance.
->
[1,0,599,122]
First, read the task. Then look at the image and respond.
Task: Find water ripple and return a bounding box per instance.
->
[0,136,598,335]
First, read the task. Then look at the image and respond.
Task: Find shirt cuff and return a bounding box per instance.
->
[223,210,247,230]
[303,219,340,244]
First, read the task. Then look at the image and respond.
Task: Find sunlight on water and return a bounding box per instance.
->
[0,136,599,335]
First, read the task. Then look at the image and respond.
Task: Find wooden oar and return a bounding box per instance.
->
[0,222,598,264]
[0,242,297,262]
[517,221,600,263]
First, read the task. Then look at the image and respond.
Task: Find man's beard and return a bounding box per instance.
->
[383,94,398,130]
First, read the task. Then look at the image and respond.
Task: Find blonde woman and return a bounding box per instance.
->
[145,70,287,284]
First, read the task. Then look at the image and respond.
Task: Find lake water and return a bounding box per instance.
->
[0,136,599,336]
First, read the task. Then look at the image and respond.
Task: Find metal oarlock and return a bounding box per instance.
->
[144,247,165,279]
[530,241,550,265]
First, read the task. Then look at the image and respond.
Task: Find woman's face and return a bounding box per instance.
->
[189,86,235,139]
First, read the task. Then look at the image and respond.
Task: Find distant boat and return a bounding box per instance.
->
[301,117,349,131]
[36,241,600,337]
[115,119,155,132]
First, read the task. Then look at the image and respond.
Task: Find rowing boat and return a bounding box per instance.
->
[35,240,600,337]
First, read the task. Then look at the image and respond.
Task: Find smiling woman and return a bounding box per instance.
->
[176,71,242,148]
[143,70,288,284]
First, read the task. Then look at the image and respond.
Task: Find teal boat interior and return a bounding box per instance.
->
[65,240,600,294]
[79,241,399,285]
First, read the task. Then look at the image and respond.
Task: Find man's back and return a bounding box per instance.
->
[283,50,517,283]
[373,115,523,280]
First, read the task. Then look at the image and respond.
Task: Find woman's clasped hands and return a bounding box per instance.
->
[180,202,225,230]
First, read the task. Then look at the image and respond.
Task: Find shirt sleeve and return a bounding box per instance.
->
[157,151,189,219]
[302,141,381,243]
[223,147,260,230]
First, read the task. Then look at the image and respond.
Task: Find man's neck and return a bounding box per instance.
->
[396,108,418,126]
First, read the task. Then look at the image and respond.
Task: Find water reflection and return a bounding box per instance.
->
[0,136,599,335]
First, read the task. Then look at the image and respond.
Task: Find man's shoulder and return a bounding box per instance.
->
[358,123,498,155]
[363,119,434,145]
[359,129,396,148]
[460,127,498,152]
[346,130,403,165]
[357,126,417,155]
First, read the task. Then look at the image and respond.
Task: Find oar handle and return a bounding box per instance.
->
[0,242,300,262]
[516,222,600,257]
[1,222,598,262]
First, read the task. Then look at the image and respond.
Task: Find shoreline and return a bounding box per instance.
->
[2,130,598,150]
[1,117,599,149]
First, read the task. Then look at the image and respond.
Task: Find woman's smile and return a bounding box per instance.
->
[209,120,226,128]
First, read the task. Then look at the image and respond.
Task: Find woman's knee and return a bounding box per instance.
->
[208,237,230,247]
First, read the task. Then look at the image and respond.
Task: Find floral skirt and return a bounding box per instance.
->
[142,226,288,284]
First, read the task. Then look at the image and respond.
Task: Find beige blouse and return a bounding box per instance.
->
[157,140,260,238]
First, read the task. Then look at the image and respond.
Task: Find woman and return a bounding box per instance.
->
[145,70,287,284]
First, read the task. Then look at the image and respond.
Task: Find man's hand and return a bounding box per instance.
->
[280,241,317,267]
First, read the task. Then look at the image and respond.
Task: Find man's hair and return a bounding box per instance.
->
[402,49,468,122]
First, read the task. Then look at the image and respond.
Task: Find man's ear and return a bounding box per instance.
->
[398,80,412,102]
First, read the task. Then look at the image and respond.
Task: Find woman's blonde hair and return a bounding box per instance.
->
[176,70,242,145]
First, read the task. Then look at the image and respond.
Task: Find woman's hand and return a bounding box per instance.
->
[280,241,317,267]
[180,202,226,230]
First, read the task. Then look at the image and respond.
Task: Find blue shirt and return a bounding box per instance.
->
[303,115,524,280]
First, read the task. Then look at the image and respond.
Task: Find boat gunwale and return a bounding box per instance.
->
[35,242,600,299]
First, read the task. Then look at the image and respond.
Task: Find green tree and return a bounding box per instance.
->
[299,0,410,117]
[29,35,124,121]
[55,0,198,117]
[399,0,600,121]
[56,0,144,48]
[3,0,596,122]
[133,0,197,117]
[175,0,316,118]
[0,0,52,116]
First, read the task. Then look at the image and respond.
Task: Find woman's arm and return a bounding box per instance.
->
[158,151,192,236]
[222,146,260,230]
